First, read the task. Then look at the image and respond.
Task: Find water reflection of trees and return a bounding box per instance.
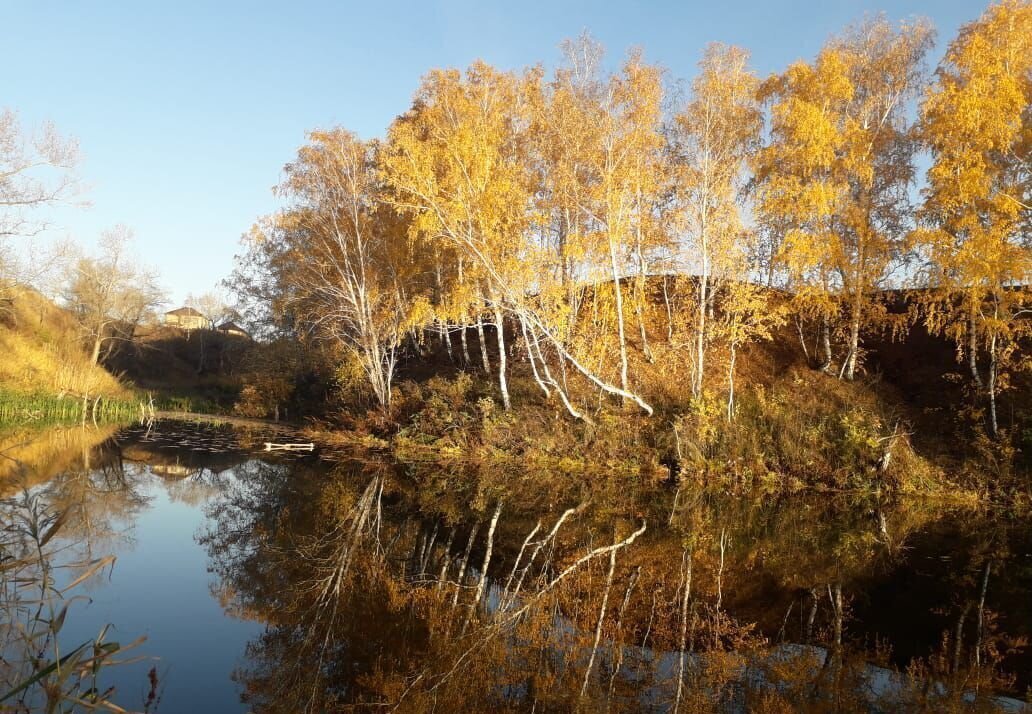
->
[0,423,121,489]
[201,457,1029,712]
[1,426,153,554]
[4,422,1025,711]
[0,427,154,712]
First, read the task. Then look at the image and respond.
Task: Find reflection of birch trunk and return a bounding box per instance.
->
[313,476,380,613]
[413,530,426,575]
[974,559,991,668]
[952,602,971,678]
[504,505,582,611]
[416,522,648,702]
[581,542,617,698]
[668,486,681,526]
[777,600,794,643]
[829,582,843,648]
[674,548,693,714]
[805,588,818,643]
[435,527,456,591]
[373,477,383,552]
[305,474,382,677]
[452,522,480,607]
[501,519,541,605]
[810,583,843,701]
[606,565,640,711]
[464,501,502,632]
[716,528,728,611]
[418,521,439,577]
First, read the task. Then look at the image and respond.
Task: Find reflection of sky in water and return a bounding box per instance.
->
[57,468,262,714]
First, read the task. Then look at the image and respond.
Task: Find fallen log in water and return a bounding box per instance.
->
[264,442,315,452]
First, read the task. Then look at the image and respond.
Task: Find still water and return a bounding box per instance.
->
[1,420,1029,712]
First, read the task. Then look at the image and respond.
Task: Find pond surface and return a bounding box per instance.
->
[1,420,1029,712]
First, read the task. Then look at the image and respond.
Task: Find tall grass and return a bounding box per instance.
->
[0,489,149,712]
[0,287,127,400]
[0,391,144,426]
[151,392,226,415]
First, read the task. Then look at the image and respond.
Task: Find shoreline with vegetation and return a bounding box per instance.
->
[1,1,1029,507]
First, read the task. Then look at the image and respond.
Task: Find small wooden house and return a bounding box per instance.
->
[165,306,207,330]
[216,321,250,339]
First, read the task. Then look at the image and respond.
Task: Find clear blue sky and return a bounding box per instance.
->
[4,0,984,306]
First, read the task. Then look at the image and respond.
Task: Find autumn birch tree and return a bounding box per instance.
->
[583,50,665,398]
[756,18,933,379]
[717,240,787,419]
[269,129,428,409]
[833,19,933,380]
[754,50,852,373]
[382,63,535,410]
[916,0,1032,438]
[384,60,654,416]
[529,34,603,343]
[670,43,763,398]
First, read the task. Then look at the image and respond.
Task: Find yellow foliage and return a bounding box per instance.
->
[915,0,1032,436]
[756,17,934,378]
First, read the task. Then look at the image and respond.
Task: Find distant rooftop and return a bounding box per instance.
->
[216,321,248,333]
[166,306,204,317]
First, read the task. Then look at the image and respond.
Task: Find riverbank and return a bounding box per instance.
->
[305,359,1031,506]
[2,283,1028,504]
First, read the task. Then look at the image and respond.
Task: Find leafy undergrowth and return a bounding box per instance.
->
[671,368,945,494]
[315,361,998,500]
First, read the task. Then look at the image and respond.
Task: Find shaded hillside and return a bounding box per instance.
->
[865,290,1032,472]
[105,324,335,419]
[106,324,249,389]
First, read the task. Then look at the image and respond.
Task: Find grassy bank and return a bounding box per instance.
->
[0,390,144,426]
[0,287,126,399]
[0,288,211,426]
[355,370,940,490]
[0,286,138,428]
